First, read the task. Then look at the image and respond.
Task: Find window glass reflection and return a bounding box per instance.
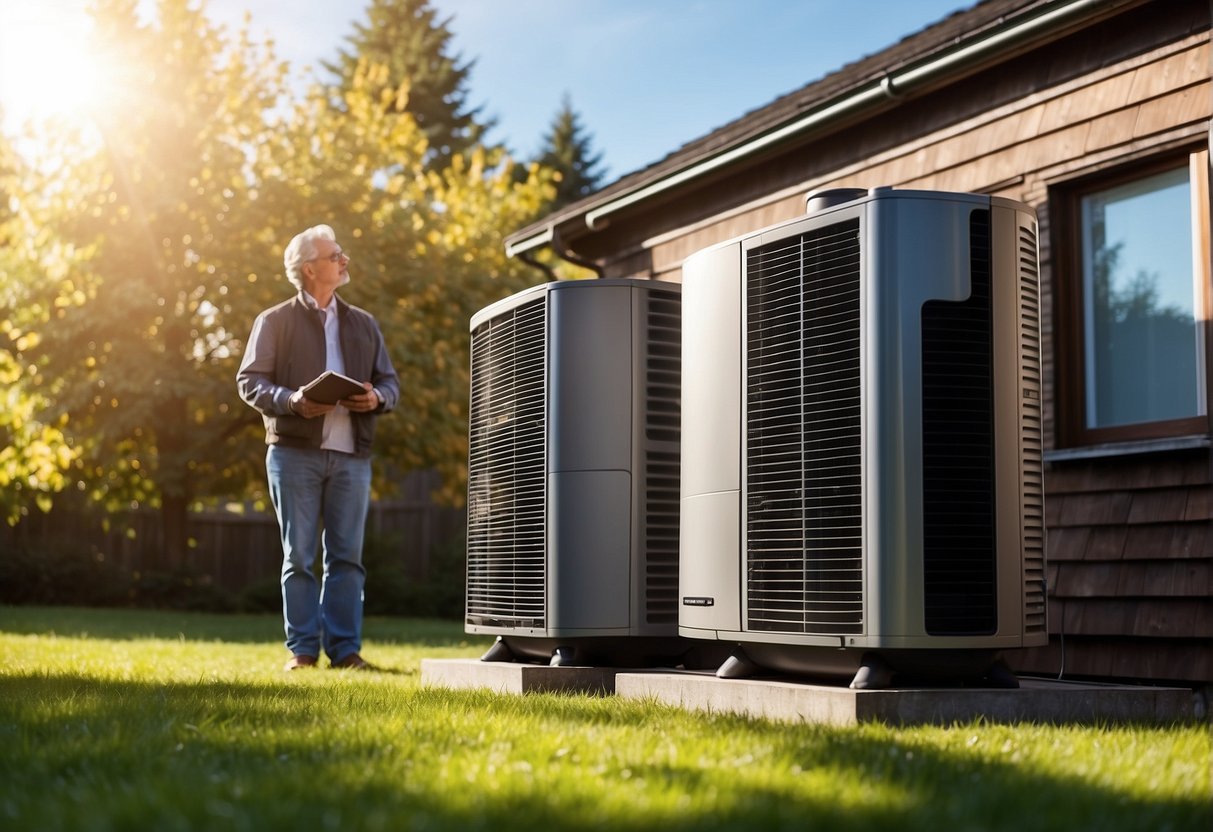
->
[1081,167,1203,429]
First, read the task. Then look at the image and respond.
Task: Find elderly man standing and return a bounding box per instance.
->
[237,224,399,671]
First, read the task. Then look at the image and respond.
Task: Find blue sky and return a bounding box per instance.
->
[3,0,970,182]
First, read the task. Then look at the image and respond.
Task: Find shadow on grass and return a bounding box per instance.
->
[0,671,1206,832]
[0,605,484,648]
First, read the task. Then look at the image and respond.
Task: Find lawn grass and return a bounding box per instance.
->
[1,605,1208,832]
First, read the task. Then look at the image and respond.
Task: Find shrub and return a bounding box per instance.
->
[0,538,244,612]
[0,541,127,607]
[363,531,465,620]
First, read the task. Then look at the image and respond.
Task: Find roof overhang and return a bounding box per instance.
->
[504,0,1142,261]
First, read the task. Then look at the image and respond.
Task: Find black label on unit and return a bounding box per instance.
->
[682,596,714,607]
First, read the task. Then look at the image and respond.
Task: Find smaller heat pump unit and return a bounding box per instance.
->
[465,278,687,667]
[679,187,1047,688]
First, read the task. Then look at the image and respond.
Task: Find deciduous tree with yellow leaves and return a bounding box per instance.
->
[0,0,553,565]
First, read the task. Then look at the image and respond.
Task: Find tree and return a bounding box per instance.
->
[325,0,491,170]
[0,0,555,558]
[535,93,607,210]
[0,0,294,564]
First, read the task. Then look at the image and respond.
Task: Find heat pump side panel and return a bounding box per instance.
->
[544,280,685,639]
[546,283,634,635]
[546,283,687,638]
[861,194,1007,648]
[871,198,1043,648]
[679,243,743,638]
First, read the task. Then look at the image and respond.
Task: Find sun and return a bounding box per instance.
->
[0,3,110,130]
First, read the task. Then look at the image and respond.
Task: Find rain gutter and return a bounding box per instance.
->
[505,225,552,259]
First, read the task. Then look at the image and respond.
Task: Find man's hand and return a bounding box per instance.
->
[290,382,380,416]
[289,389,336,419]
[339,382,381,413]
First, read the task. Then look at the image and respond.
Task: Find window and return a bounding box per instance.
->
[1055,150,1211,446]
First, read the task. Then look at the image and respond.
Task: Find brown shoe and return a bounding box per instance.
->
[284,654,318,671]
[330,653,373,670]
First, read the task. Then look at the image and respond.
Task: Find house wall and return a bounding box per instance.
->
[564,1,1212,683]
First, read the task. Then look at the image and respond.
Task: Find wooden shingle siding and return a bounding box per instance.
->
[1053,561,1212,597]
[1024,638,1212,682]
[1014,452,1212,681]
[519,0,1212,684]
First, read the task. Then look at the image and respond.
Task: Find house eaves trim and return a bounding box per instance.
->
[503,0,1129,259]
[504,225,552,259]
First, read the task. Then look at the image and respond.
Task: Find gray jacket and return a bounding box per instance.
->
[236,293,400,457]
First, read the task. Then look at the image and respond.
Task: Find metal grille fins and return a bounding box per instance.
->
[745,221,864,635]
[644,290,682,623]
[465,297,547,628]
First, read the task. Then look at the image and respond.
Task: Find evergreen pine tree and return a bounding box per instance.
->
[536,93,606,209]
[325,0,491,169]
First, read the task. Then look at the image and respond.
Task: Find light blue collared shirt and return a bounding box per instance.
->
[303,291,356,454]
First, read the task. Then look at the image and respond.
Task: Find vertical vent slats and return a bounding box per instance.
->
[645,451,680,624]
[644,289,682,624]
[920,209,997,636]
[1019,223,1047,635]
[645,293,682,444]
[465,296,547,628]
[745,220,864,635]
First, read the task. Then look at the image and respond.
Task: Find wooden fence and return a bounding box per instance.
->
[2,472,466,594]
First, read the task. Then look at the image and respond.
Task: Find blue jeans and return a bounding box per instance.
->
[266,446,372,663]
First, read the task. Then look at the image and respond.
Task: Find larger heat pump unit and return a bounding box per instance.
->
[679,187,1047,689]
[465,278,687,667]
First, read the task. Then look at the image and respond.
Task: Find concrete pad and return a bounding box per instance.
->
[420,658,625,695]
[614,671,1197,726]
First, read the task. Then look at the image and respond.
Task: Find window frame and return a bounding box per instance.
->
[1052,147,1212,448]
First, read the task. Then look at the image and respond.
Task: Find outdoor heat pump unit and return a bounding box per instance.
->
[464,278,687,667]
[679,187,1047,689]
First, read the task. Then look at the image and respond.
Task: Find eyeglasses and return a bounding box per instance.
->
[307,249,349,264]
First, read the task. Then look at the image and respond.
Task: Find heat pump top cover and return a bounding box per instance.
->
[679,188,1046,651]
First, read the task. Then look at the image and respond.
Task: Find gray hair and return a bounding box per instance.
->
[283,224,337,289]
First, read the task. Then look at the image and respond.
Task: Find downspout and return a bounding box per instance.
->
[517,248,557,282]
[582,0,1122,231]
[506,225,556,280]
[551,227,604,277]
